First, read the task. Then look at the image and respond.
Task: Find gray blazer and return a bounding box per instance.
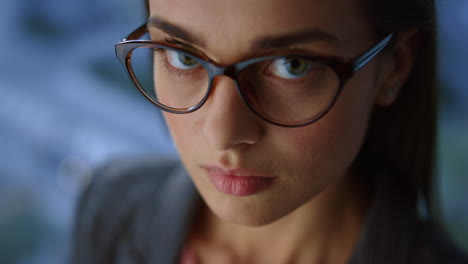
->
[69,157,468,264]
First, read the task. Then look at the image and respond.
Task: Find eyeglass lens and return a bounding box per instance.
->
[130,46,341,124]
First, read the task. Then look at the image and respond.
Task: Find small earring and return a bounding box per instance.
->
[386,80,401,98]
[386,90,394,98]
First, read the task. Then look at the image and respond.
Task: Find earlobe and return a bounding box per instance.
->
[376,79,402,106]
[375,28,420,107]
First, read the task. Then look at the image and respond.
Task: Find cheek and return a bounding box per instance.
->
[279,72,377,179]
[276,121,361,189]
[289,111,367,172]
[163,113,193,156]
[163,111,205,160]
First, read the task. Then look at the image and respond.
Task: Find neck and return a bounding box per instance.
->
[190,173,371,264]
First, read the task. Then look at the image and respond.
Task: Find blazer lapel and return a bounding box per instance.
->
[147,164,201,264]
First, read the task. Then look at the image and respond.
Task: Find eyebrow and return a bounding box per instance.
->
[148,16,205,46]
[148,15,339,51]
[253,30,340,50]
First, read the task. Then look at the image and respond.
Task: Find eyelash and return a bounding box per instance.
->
[153,48,205,79]
[156,38,326,82]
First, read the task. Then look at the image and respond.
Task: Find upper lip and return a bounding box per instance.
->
[200,165,276,178]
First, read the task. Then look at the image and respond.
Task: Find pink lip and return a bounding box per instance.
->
[202,165,276,197]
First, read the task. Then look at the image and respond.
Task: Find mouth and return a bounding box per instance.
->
[201,165,277,197]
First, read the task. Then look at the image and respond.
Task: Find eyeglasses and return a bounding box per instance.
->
[115,24,393,127]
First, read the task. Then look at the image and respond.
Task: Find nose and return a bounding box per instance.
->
[202,76,263,151]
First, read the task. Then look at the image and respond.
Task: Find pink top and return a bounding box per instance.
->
[178,243,199,264]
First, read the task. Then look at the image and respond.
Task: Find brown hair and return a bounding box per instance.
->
[355,0,437,217]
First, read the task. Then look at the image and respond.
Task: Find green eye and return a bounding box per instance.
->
[166,50,199,69]
[271,57,313,79]
[178,53,197,66]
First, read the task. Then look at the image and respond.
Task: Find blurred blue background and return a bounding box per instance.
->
[0,0,467,263]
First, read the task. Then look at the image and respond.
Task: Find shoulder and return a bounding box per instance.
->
[69,156,196,264]
[410,221,468,264]
[73,156,184,239]
[81,156,182,195]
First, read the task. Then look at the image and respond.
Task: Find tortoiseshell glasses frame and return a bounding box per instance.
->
[115,24,393,127]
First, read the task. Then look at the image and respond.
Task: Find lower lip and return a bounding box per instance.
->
[207,171,275,197]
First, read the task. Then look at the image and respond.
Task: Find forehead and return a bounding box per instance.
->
[149,0,372,60]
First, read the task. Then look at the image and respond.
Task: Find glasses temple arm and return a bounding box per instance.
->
[352,33,394,72]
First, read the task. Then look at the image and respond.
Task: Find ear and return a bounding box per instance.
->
[375,28,420,107]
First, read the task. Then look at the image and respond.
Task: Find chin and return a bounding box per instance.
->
[202,189,309,227]
[214,205,284,227]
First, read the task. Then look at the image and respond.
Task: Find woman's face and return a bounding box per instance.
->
[149,0,387,226]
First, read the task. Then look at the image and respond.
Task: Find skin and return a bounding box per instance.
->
[148,0,417,262]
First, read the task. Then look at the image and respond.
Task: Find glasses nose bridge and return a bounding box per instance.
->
[208,64,243,96]
[209,64,240,81]
[206,63,251,111]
